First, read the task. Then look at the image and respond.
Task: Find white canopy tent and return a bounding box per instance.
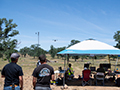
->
[58,40,120,55]
[57,40,120,87]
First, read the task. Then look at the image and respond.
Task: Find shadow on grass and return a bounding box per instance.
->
[113,64,120,66]
[68,60,85,62]
[63,78,117,87]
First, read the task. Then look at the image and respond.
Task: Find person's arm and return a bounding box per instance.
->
[33,76,37,89]
[19,76,23,90]
[1,67,5,78]
[51,74,54,81]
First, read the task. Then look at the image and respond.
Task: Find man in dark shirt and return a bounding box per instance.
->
[97,64,105,73]
[94,64,105,84]
[1,53,23,90]
[32,54,54,90]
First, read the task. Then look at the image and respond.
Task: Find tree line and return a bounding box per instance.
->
[19,40,80,59]
[0,18,120,61]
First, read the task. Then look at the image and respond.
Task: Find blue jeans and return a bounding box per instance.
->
[35,86,51,90]
[4,86,20,90]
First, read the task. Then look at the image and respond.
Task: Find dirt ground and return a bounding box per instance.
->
[1,76,120,90]
[1,55,120,90]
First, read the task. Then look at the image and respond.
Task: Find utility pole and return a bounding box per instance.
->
[35,32,39,46]
[35,32,40,57]
[38,32,39,46]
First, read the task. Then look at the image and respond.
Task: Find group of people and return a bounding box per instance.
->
[1,52,107,89]
[1,53,54,90]
[82,64,106,84]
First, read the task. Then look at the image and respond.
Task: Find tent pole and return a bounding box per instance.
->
[67,54,69,65]
[108,55,110,64]
[63,54,66,88]
[114,57,118,71]
[93,57,94,65]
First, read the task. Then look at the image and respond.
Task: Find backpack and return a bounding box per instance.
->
[56,78,63,85]
[116,78,120,87]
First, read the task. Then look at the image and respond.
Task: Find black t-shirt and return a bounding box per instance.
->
[1,62,23,86]
[97,68,105,73]
[32,64,54,87]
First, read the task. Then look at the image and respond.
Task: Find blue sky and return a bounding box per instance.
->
[1,0,120,50]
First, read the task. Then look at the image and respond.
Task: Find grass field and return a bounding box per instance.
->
[0,54,120,90]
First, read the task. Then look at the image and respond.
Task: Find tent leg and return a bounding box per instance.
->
[114,57,118,71]
[63,54,67,88]
[67,54,69,65]
[108,55,110,64]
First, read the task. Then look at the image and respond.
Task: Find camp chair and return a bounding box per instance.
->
[95,72,105,86]
[82,69,92,86]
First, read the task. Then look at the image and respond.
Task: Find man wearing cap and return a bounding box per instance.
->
[32,54,54,90]
[1,53,23,90]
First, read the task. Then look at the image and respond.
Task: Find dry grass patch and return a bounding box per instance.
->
[0,55,120,90]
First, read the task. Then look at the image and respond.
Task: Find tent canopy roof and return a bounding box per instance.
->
[68,40,118,50]
[57,40,120,55]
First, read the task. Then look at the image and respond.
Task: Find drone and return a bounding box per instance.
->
[53,39,58,42]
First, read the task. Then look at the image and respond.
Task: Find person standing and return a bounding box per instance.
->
[1,53,23,90]
[32,54,54,90]
[36,60,41,67]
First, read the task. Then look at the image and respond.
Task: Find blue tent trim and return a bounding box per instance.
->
[57,49,120,55]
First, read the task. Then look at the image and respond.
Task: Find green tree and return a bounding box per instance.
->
[20,44,47,59]
[72,56,79,61]
[67,39,80,61]
[0,18,19,61]
[49,45,56,58]
[36,47,46,58]
[19,47,30,57]
[113,31,120,49]
[2,39,18,61]
[28,44,38,58]
[56,47,66,59]
[67,39,80,48]
[0,18,19,39]
[29,44,46,58]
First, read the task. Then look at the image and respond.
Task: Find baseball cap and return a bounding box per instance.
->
[10,53,20,59]
[84,67,87,70]
[39,54,46,61]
